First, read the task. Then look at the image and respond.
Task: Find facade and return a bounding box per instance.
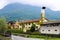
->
[19,19,40,32]
[39,7,60,35]
[39,21,60,34]
[8,7,60,34]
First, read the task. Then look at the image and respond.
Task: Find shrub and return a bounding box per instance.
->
[27,34,46,39]
[30,24,36,32]
[11,29,23,34]
[0,17,8,34]
[31,31,40,35]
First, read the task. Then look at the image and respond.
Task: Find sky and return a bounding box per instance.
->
[0,0,60,11]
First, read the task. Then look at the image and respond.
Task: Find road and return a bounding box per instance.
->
[11,35,44,40]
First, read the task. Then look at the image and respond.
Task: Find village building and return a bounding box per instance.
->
[39,7,60,35]
[8,7,60,34]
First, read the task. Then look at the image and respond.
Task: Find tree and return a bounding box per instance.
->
[8,21,15,25]
[30,24,36,32]
[0,17,8,33]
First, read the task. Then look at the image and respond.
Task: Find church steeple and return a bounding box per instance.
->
[39,7,48,24]
[41,7,46,19]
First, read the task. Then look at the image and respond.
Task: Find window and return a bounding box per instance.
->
[29,27,30,28]
[29,23,30,25]
[26,23,27,25]
[46,25,48,27]
[48,30,50,31]
[42,30,44,31]
[55,30,57,31]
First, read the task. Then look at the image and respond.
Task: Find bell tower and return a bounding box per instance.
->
[39,7,48,24]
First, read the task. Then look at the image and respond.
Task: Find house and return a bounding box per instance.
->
[8,7,60,34]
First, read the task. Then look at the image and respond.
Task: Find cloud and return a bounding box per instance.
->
[0,0,60,11]
[0,0,8,9]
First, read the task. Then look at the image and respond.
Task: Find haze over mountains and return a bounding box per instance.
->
[0,3,60,21]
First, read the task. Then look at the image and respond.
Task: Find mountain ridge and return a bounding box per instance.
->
[0,3,60,21]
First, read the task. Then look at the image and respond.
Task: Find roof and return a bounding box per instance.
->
[19,19,60,24]
[42,20,60,24]
[7,19,60,24]
[19,19,39,23]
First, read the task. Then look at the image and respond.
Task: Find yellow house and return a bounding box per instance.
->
[8,7,48,32]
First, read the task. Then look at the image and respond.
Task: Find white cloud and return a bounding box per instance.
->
[0,0,60,11]
[0,0,8,9]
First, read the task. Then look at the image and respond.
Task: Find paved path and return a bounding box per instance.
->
[11,35,44,40]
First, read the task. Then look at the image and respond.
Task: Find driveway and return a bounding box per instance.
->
[11,35,44,40]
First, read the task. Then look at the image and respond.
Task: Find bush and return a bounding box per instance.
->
[31,31,40,35]
[11,29,23,34]
[27,34,46,39]
[0,17,8,34]
[30,24,36,32]
[25,30,31,34]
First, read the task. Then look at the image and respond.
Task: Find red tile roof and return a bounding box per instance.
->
[19,19,60,24]
[20,19,39,23]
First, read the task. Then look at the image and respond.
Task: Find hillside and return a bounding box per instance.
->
[0,3,60,21]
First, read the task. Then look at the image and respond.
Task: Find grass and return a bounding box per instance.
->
[12,33,60,40]
[26,34,60,40]
[11,29,23,34]
[48,38,60,40]
[12,30,60,40]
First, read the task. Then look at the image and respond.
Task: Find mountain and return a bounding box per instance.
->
[0,3,60,21]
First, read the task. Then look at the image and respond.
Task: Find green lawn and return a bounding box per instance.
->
[12,33,60,40]
[26,34,60,40]
[48,38,60,40]
[11,30,60,40]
